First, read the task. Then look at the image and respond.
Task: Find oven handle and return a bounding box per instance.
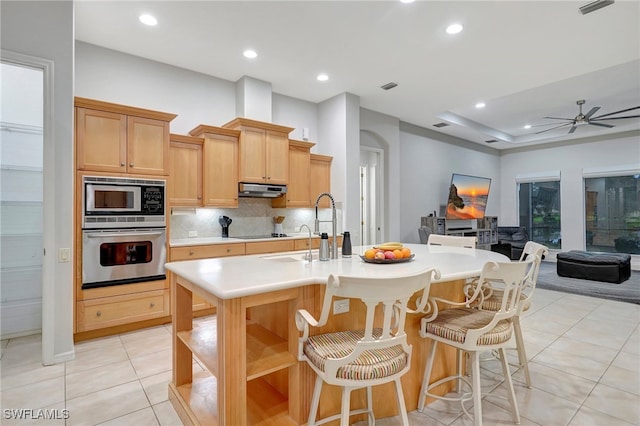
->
[85,231,165,238]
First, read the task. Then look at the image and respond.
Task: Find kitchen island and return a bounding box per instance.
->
[165,244,508,425]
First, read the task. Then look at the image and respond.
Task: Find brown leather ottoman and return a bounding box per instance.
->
[556,250,631,284]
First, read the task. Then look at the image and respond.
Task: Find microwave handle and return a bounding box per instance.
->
[85,231,165,238]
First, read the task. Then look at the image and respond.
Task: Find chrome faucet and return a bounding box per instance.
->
[314,192,338,259]
[299,224,313,262]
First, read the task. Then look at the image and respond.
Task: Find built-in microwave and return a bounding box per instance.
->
[82,176,166,229]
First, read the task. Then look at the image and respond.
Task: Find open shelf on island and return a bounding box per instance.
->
[177,319,219,376]
[177,316,297,383]
[246,321,297,381]
[247,377,297,426]
[169,371,218,426]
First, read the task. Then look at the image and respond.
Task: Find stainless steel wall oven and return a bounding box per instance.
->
[81,176,167,289]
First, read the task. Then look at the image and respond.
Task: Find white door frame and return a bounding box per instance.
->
[2,50,56,364]
[360,146,384,245]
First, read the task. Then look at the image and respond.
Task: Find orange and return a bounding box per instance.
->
[401,247,411,258]
[393,249,403,259]
[364,249,376,259]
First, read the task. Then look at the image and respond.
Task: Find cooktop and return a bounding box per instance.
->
[232,233,288,239]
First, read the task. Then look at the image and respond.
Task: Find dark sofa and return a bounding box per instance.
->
[491,226,529,260]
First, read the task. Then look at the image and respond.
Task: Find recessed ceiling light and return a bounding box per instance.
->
[243,49,257,59]
[139,14,158,26]
[524,124,532,129]
[400,0,415,3]
[446,23,463,34]
[317,74,329,82]
[475,102,486,109]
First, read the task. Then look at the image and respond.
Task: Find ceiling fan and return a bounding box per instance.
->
[534,99,640,135]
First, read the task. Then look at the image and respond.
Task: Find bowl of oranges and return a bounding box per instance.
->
[360,242,414,264]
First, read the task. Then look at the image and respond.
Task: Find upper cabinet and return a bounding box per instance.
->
[310,153,333,208]
[189,125,241,208]
[272,140,314,208]
[223,118,293,185]
[75,97,176,176]
[169,134,204,206]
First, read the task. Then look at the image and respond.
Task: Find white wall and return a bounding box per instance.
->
[360,108,401,243]
[1,0,75,364]
[398,123,502,244]
[75,41,237,134]
[272,93,318,143]
[500,131,640,251]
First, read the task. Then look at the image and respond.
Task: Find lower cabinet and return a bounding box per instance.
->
[76,289,169,332]
[169,242,246,312]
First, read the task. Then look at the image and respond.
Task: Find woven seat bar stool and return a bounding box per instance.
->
[427,234,477,248]
[466,241,547,387]
[418,258,537,426]
[296,268,440,426]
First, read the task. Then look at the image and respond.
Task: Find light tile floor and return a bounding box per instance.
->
[1,288,638,425]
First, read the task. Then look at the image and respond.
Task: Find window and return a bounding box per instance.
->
[585,175,640,254]
[518,181,561,249]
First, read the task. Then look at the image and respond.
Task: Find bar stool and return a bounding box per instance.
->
[296,268,440,426]
[418,258,537,426]
[466,241,548,387]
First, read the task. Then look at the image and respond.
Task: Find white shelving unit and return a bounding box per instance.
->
[421,216,498,250]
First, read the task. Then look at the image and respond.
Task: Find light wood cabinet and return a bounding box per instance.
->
[245,239,295,255]
[169,134,203,206]
[189,125,241,208]
[272,140,315,208]
[170,243,246,312]
[76,289,169,332]
[75,97,176,175]
[223,118,293,185]
[310,153,333,208]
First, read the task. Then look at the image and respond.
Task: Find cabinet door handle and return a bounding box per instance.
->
[120,162,125,166]
[150,302,155,308]
[226,247,231,252]
[189,250,195,255]
[96,311,102,317]
[129,163,134,167]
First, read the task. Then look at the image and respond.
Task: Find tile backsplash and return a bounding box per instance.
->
[170,198,342,239]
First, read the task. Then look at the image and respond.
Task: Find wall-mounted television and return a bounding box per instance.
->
[445,173,491,220]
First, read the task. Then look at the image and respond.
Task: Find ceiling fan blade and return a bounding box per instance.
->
[535,122,571,134]
[588,122,614,128]
[592,106,640,119]
[543,116,575,121]
[568,125,577,134]
[591,115,640,120]
[584,106,600,119]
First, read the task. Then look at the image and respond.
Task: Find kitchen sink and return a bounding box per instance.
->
[261,253,318,262]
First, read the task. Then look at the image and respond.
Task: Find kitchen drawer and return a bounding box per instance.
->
[76,289,169,332]
[294,238,320,250]
[245,239,295,255]
[170,243,245,260]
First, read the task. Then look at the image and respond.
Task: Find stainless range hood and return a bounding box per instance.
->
[238,182,287,198]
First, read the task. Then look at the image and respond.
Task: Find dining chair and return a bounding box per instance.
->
[296,268,440,426]
[465,240,548,387]
[418,257,537,426]
[427,234,477,248]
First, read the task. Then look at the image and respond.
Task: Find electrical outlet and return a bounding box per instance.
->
[188,231,198,238]
[333,299,349,314]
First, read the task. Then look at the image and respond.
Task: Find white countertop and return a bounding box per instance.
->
[170,233,317,247]
[164,244,509,299]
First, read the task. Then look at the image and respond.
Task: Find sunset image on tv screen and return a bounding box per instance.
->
[446,174,491,219]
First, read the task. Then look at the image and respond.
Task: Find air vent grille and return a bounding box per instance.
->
[380,82,398,90]
[485,139,498,144]
[433,122,450,128]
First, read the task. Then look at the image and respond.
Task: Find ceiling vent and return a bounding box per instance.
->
[579,0,614,15]
[433,122,450,128]
[485,139,498,144]
[380,82,398,90]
